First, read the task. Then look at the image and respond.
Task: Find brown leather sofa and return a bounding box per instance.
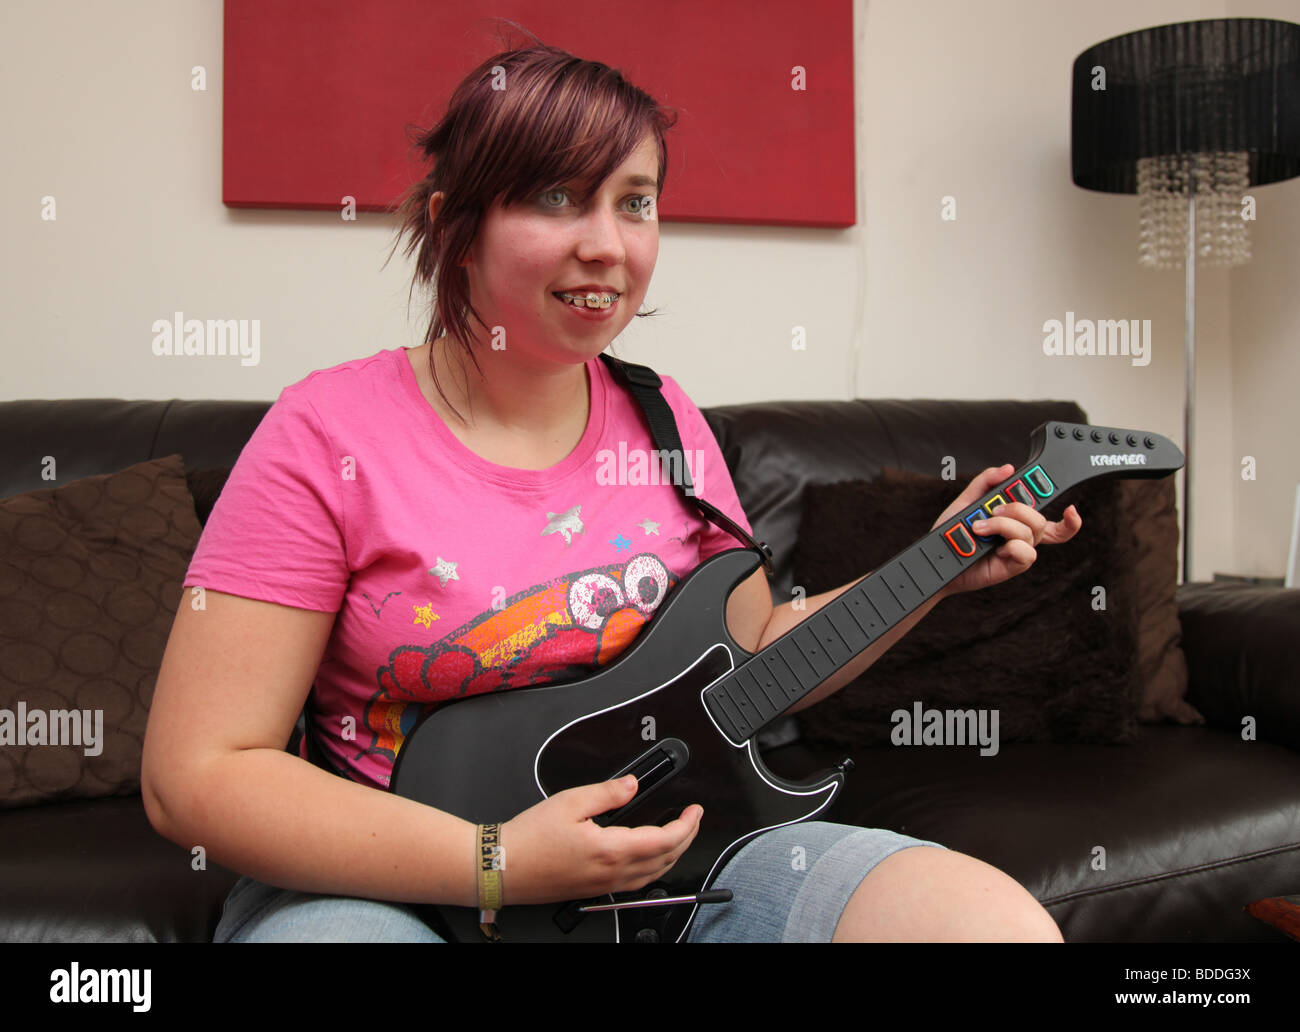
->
[1,393,1297,942]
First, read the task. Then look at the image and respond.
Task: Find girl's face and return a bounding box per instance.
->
[461,133,660,369]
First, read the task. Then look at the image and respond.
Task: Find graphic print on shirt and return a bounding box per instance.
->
[667,519,693,544]
[357,551,679,780]
[429,556,459,587]
[361,591,401,618]
[542,505,584,545]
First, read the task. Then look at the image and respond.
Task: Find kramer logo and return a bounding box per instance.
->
[1091,453,1147,466]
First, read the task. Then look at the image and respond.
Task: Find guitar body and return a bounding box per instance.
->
[390,547,844,943]
[390,419,1185,943]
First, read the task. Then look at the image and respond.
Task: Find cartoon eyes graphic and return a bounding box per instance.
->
[567,554,671,629]
[623,554,669,613]
[569,572,624,630]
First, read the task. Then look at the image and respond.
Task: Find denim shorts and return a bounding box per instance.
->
[212,821,946,943]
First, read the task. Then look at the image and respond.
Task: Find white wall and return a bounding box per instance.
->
[1225,0,1300,580]
[3,0,1297,579]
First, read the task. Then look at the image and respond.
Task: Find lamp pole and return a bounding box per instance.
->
[1183,166,1196,585]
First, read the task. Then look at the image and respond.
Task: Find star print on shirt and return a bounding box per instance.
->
[542,505,584,546]
[610,533,631,552]
[429,557,459,587]
[638,518,661,535]
[412,603,440,629]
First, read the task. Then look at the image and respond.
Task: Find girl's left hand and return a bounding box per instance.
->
[930,464,1083,599]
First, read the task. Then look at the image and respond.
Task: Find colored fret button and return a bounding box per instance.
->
[983,493,1008,516]
[944,523,977,557]
[965,512,995,542]
[1004,479,1036,508]
[1024,465,1055,497]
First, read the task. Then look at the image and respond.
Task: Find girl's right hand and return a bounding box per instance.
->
[498,776,703,905]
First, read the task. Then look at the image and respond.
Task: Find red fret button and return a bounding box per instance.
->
[1003,479,1036,508]
[944,523,977,557]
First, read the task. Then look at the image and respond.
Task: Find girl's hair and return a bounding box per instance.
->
[386,32,678,421]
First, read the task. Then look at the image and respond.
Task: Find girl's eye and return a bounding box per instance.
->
[536,188,657,215]
[621,194,659,217]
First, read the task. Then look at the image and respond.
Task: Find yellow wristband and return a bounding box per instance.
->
[476,823,503,912]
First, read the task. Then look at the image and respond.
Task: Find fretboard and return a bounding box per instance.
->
[702,420,1183,744]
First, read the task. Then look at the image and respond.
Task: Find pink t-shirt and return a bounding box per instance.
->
[184,346,755,791]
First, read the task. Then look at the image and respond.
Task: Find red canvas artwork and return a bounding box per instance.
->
[223,0,855,227]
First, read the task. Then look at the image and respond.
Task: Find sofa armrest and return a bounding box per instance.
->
[1176,582,1300,751]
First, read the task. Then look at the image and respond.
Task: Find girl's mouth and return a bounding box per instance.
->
[553,291,619,309]
[552,291,620,320]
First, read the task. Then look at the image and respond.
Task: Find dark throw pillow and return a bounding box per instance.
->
[0,454,202,809]
[791,468,1147,749]
[1116,477,1201,725]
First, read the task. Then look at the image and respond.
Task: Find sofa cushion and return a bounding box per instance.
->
[0,794,239,941]
[763,725,1300,942]
[791,467,1142,746]
[0,455,201,809]
[1177,582,1300,751]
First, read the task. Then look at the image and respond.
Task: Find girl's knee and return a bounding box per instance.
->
[836,845,1063,942]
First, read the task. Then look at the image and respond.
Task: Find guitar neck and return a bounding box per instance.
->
[702,420,1184,745]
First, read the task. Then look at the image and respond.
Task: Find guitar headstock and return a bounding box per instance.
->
[936,421,1183,561]
[1023,421,1184,496]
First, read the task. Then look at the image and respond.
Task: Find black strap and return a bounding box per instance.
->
[302,689,350,780]
[598,353,774,576]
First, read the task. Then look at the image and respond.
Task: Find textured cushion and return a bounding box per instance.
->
[0,455,201,809]
[791,468,1142,747]
[1119,478,1201,725]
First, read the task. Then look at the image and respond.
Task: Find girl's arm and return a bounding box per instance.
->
[141,589,481,907]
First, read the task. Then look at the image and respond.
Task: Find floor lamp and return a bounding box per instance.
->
[1070,18,1300,584]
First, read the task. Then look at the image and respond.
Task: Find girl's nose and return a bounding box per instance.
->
[574,206,627,265]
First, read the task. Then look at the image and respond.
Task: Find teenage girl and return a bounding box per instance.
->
[141,40,1080,943]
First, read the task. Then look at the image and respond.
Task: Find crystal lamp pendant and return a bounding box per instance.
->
[1136,151,1251,269]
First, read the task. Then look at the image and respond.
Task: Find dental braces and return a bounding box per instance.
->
[559,291,620,308]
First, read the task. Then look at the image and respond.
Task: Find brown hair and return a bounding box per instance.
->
[386,31,678,422]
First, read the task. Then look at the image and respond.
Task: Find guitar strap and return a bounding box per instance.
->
[304,353,775,783]
[597,352,774,576]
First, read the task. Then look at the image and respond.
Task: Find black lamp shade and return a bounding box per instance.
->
[1072,18,1300,193]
